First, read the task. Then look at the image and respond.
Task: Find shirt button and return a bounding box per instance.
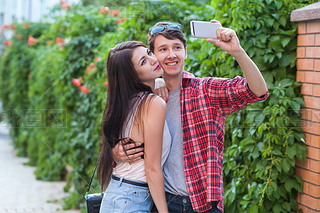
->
[183,198,187,203]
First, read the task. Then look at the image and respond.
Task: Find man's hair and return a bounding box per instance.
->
[147,22,187,53]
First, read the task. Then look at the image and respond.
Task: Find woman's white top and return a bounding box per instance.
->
[113,94,171,182]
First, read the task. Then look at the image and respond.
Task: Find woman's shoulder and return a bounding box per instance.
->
[140,94,166,114]
[147,94,166,107]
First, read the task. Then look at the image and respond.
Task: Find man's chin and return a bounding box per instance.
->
[163,69,183,77]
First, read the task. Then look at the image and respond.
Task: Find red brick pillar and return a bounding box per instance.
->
[291,3,320,213]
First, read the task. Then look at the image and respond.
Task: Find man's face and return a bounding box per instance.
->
[153,35,187,78]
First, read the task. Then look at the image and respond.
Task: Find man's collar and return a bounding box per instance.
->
[182,71,195,79]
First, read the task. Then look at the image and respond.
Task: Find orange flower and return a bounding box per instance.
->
[56,37,64,44]
[28,36,37,46]
[10,25,16,30]
[109,9,120,16]
[99,6,109,14]
[62,3,70,9]
[3,40,12,47]
[2,24,8,29]
[103,82,108,86]
[116,19,122,25]
[94,57,100,62]
[115,17,128,24]
[79,85,89,94]
[86,63,95,74]
[72,77,83,87]
[23,24,30,29]
[60,0,65,5]
[15,34,22,39]
[46,40,53,45]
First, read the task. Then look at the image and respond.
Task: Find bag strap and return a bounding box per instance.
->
[85,152,101,198]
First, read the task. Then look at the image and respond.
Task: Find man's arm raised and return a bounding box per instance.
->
[206,20,268,97]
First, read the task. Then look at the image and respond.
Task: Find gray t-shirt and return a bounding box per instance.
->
[163,86,189,196]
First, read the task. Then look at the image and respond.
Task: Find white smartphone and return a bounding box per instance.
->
[190,21,222,39]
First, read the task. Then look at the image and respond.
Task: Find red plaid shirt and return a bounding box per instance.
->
[180,71,268,212]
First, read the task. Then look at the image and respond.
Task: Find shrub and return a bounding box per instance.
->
[0,0,316,212]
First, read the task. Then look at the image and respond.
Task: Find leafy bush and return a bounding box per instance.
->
[184,0,315,212]
[0,0,317,212]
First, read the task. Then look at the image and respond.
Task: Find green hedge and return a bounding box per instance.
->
[0,0,316,212]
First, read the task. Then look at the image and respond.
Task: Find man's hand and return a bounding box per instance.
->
[112,138,144,163]
[206,19,243,56]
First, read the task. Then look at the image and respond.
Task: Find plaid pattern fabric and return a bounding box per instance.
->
[180,71,268,212]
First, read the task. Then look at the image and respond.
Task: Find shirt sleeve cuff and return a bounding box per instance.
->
[245,82,269,102]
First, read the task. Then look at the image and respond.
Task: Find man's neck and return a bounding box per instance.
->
[163,71,183,92]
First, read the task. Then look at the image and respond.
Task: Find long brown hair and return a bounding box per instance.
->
[98,41,154,190]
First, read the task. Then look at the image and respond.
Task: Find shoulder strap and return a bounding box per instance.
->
[85,152,101,197]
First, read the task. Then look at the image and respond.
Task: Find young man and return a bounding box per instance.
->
[112,20,268,212]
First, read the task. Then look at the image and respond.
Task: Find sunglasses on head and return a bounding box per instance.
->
[148,24,182,35]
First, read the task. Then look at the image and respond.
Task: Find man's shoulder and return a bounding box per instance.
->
[182,71,235,84]
[182,71,195,79]
[182,71,213,82]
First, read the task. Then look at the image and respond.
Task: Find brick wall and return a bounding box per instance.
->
[291,3,320,213]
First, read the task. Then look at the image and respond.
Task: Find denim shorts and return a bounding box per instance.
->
[99,175,152,213]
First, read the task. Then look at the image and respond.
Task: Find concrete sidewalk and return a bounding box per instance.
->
[0,123,80,213]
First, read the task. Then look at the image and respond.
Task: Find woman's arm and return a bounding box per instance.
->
[143,96,168,213]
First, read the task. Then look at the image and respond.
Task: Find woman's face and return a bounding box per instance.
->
[132,46,163,87]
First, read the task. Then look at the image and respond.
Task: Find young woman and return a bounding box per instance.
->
[98,41,170,212]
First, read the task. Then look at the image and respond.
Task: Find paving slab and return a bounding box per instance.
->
[0,122,80,213]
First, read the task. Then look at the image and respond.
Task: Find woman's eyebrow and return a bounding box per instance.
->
[139,56,146,64]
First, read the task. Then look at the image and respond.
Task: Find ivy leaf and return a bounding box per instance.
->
[286,145,297,159]
[289,101,300,114]
[257,142,265,151]
[279,78,293,88]
[255,113,265,126]
[280,52,296,67]
[272,149,282,156]
[281,158,290,173]
[284,178,296,192]
[257,34,268,43]
[273,203,282,213]
[279,16,287,27]
[296,143,307,161]
[240,137,256,147]
[275,1,283,9]
[250,204,258,213]
[225,186,236,203]
[269,40,282,51]
[240,200,249,209]
[280,37,291,47]
[282,202,291,211]
[292,97,305,105]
